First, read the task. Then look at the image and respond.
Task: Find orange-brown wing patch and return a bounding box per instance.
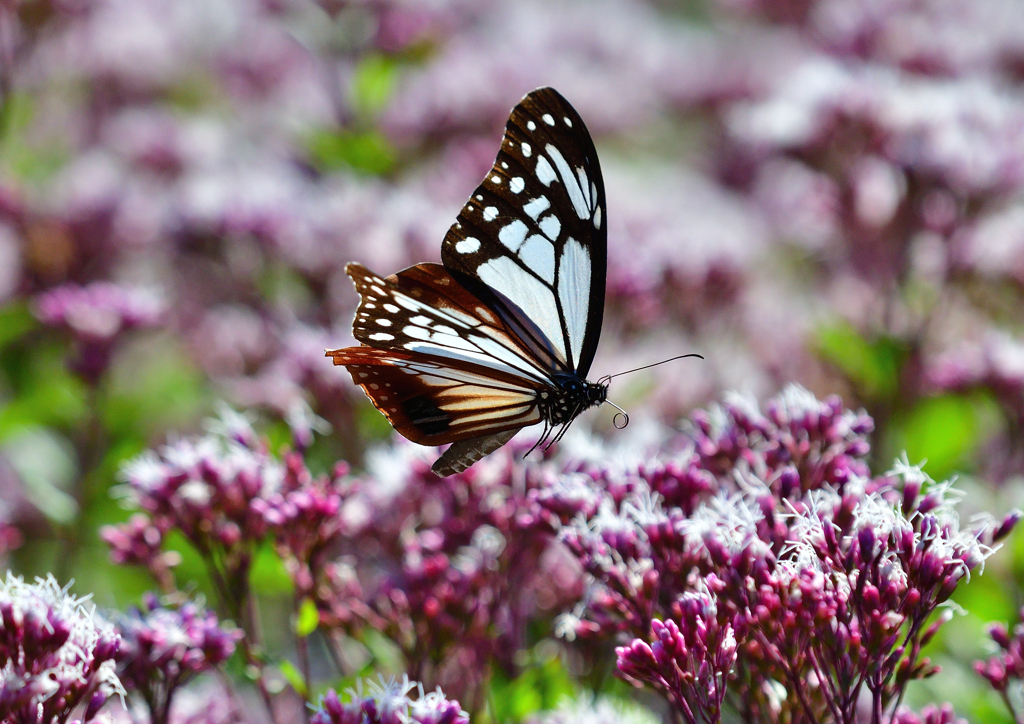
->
[327,346,542,445]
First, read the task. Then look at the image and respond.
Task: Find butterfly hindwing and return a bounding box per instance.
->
[441,87,607,378]
[326,346,541,445]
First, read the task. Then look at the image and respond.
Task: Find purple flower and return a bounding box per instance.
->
[107,405,284,631]
[0,573,124,724]
[547,386,1016,724]
[33,282,165,384]
[100,514,180,593]
[114,594,240,724]
[311,675,468,724]
[970,604,1024,724]
[891,704,968,724]
[34,282,164,341]
[114,405,281,552]
[616,588,736,724]
[308,437,574,710]
[525,695,660,724]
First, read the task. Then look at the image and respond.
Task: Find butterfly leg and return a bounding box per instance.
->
[524,421,553,458]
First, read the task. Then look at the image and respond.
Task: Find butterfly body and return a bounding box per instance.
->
[540,374,608,426]
[328,87,608,475]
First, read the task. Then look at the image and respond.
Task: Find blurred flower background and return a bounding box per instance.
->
[4,0,1024,722]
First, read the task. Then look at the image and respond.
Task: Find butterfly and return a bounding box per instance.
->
[327,87,615,476]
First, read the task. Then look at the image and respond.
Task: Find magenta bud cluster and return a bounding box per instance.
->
[0,573,124,724]
[543,385,1016,724]
[311,676,468,724]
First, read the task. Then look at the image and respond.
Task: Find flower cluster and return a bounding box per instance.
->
[616,589,736,724]
[0,573,124,724]
[311,676,468,724]
[310,441,575,710]
[974,604,1024,722]
[103,407,283,612]
[547,385,1015,724]
[33,282,165,384]
[525,695,660,724]
[114,594,240,724]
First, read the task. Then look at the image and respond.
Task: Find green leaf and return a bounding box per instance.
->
[489,650,575,722]
[1,92,70,183]
[0,344,89,442]
[0,301,38,348]
[889,394,996,481]
[352,54,399,117]
[306,128,396,176]
[102,335,208,446]
[815,321,904,399]
[278,659,309,698]
[250,541,293,595]
[296,597,320,637]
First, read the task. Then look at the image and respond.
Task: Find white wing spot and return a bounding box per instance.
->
[456,237,481,254]
[539,214,561,241]
[510,177,525,194]
[519,235,555,283]
[404,325,430,340]
[558,237,591,366]
[383,303,399,313]
[475,306,497,323]
[364,303,376,309]
[376,319,392,327]
[371,285,387,295]
[593,206,602,229]
[477,257,566,362]
[523,196,550,220]
[498,220,528,252]
[521,142,532,157]
[545,144,590,220]
[564,117,572,127]
[542,113,555,126]
[370,383,379,390]
[369,332,394,341]
[535,156,556,186]
[576,167,591,207]
[483,206,498,221]
[501,162,508,169]
[527,121,536,131]
[410,315,432,326]
[476,195,483,201]
[491,175,501,184]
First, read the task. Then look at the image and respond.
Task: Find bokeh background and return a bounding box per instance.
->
[3,0,1024,720]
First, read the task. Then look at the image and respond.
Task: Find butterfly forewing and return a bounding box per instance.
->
[441,87,607,378]
[346,262,559,381]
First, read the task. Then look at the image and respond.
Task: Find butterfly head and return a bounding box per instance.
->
[542,373,608,425]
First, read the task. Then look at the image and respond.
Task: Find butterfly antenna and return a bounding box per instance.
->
[604,400,630,429]
[603,353,704,381]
